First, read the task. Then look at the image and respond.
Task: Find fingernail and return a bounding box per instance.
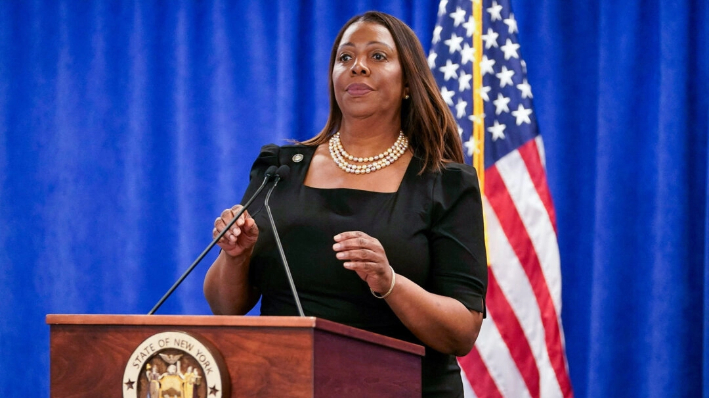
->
[343,262,353,269]
[333,243,341,250]
[334,234,341,241]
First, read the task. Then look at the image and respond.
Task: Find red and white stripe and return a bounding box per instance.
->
[459,137,573,398]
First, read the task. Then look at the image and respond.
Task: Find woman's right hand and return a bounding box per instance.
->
[213,205,259,258]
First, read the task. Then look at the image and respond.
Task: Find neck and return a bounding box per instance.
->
[337,117,401,156]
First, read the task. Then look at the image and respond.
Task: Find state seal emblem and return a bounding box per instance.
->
[123,331,229,398]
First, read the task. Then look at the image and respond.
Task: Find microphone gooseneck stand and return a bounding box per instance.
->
[147,165,278,315]
[264,165,305,317]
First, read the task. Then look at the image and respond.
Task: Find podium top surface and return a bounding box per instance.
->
[46,314,425,356]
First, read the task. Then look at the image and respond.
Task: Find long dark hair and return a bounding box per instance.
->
[301,11,463,172]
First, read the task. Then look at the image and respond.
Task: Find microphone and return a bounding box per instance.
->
[148,165,278,315]
[264,165,305,317]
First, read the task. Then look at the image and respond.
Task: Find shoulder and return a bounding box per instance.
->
[439,162,481,189]
[417,160,480,192]
[425,161,482,213]
[253,143,317,165]
[256,143,314,153]
[277,144,317,158]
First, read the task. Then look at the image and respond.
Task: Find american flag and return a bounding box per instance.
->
[429,1,574,397]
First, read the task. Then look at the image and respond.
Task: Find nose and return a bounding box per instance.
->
[350,58,370,76]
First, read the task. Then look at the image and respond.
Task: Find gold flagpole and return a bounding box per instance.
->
[473,0,484,193]
[472,0,489,262]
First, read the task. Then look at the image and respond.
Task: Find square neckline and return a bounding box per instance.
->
[299,146,419,194]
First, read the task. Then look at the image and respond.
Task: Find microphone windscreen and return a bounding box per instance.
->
[276,165,291,181]
[264,165,278,178]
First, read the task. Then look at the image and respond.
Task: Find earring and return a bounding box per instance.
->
[404,94,410,100]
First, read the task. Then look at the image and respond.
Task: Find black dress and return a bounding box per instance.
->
[241,144,488,398]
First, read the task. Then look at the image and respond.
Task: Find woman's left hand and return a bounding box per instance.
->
[334,231,482,356]
[333,231,394,295]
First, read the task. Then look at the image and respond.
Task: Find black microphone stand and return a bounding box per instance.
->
[264,165,305,316]
[148,166,277,315]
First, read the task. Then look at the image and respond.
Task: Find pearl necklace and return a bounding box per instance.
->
[328,131,409,174]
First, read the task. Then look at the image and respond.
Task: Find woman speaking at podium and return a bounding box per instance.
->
[204,11,487,398]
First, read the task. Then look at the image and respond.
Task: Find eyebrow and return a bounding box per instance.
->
[338,41,395,51]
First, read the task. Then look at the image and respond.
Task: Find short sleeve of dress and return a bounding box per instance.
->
[428,163,488,316]
[240,144,281,204]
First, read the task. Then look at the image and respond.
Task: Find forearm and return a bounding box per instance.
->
[384,274,483,356]
[203,250,260,315]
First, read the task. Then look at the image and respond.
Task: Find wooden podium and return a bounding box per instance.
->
[47,315,424,397]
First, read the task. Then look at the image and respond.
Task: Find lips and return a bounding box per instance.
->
[345,83,374,96]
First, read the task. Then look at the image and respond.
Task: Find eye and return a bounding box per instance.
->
[338,53,352,62]
[372,52,387,61]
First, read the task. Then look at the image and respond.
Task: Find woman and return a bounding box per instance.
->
[204,11,487,397]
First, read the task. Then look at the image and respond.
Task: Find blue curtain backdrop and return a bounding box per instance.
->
[0,1,707,397]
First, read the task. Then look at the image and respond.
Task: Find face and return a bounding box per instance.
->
[332,22,407,121]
